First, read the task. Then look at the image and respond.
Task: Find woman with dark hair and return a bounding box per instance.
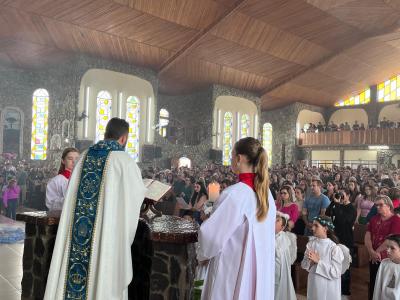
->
[356,184,376,224]
[180,180,208,223]
[198,137,276,299]
[45,147,79,211]
[348,177,361,206]
[324,181,336,202]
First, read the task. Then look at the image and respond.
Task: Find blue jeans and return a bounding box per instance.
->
[6,198,18,220]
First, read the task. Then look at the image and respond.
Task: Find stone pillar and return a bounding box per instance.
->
[17,211,198,300]
[340,149,345,167]
[17,211,60,300]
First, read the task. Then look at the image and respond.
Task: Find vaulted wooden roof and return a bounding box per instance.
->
[1,0,400,110]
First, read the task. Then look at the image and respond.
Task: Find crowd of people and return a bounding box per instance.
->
[303,117,400,133]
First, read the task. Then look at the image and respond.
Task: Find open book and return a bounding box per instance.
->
[143,179,172,202]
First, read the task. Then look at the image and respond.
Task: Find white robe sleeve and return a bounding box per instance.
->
[45,175,68,211]
[197,188,245,262]
[301,241,313,271]
[315,245,344,280]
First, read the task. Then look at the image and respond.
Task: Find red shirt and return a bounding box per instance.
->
[367,214,400,259]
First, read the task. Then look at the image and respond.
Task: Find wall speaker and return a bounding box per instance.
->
[209,149,222,162]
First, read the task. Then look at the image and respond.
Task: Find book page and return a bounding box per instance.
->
[144,180,171,202]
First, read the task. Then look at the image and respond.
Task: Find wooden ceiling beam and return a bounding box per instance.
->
[158,0,249,75]
[261,1,400,99]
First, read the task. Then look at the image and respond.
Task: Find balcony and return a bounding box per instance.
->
[298,128,400,146]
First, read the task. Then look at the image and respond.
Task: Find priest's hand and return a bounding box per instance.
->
[308,250,320,264]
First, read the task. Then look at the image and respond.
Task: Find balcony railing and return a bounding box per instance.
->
[298,128,400,146]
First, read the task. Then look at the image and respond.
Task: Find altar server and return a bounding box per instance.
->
[45,147,79,211]
[275,211,297,300]
[44,118,146,300]
[373,234,400,300]
[197,137,276,300]
[301,215,344,300]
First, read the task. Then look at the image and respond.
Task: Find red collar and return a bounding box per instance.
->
[239,173,256,190]
[59,169,71,180]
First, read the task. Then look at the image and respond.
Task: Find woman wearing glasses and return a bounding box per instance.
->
[276,185,299,231]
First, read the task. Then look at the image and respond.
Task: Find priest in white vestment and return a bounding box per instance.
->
[197,137,276,300]
[44,118,146,300]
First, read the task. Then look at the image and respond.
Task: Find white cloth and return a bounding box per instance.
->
[44,151,146,300]
[301,237,344,300]
[275,231,297,300]
[373,258,400,300]
[45,174,69,211]
[197,182,276,300]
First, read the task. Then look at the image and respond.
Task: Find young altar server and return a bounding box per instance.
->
[301,215,345,300]
[45,147,79,211]
[197,137,276,299]
[373,234,400,300]
[275,211,297,300]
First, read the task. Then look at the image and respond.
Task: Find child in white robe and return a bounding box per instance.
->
[301,215,344,300]
[45,148,79,211]
[373,234,400,300]
[275,211,297,300]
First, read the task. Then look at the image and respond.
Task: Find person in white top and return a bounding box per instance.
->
[45,147,80,211]
[197,137,276,300]
[373,234,400,300]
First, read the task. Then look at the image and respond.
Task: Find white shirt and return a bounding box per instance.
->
[45,174,69,211]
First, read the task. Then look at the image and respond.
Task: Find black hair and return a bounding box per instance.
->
[104,118,129,140]
[190,181,208,206]
[386,234,400,248]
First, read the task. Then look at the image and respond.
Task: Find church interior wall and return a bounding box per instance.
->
[329,108,368,126]
[296,109,325,133]
[378,103,400,123]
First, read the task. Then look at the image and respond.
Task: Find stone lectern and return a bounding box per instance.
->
[17,211,198,300]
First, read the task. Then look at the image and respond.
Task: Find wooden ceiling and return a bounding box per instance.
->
[1,0,400,110]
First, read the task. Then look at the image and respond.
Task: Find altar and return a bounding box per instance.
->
[17,211,198,300]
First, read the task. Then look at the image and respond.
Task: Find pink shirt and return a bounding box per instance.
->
[277,202,300,223]
[356,196,374,217]
[3,185,20,207]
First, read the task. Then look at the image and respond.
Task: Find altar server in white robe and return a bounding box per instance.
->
[44,118,146,300]
[275,211,297,300]
[198,137,276,300]
[301,215,344,300]
[373,234,400,300]
[45,147,80,211]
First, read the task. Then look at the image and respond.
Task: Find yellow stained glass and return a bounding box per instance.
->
[126,96,140,161]
[334,88,370,107]
[159,108,169,137]
[31,89,49,160]
[262,123,272,167]
[240,114,250,139]
[378,75,400,102]
[222,112,233,166]
[95,90,112,142]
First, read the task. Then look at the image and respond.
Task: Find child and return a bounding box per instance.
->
[275,211,297,300]
[373,234,400,300]
[301,215,345,300]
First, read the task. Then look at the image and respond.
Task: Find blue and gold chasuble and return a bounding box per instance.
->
[64,140,123,299]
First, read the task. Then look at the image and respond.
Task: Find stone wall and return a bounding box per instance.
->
[0,55,157,163]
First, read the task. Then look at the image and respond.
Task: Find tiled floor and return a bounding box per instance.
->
[0,243,23,300]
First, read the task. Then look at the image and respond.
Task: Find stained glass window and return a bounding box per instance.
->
[126,96,140,161]
[159,108,169,137]
[95,90,112,142]
[31,89,49,160]
[377,75,400,102]
[263,123,272,166]
[223,112,233,166]
[334,88,371,107]
[240,114,250,138]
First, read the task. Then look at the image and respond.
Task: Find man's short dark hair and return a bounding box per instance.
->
[104,118,129,140]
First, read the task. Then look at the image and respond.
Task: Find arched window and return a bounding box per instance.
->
[223,112,233,166]
[378,75,400,102]
[334,88,370,107]
[240,114,250,138]
[31,89,49,160]
[159,108,169,137]
[263,123,272,166]
[95,90,112,142]
[126,96,140,161]
[178,157,191,168]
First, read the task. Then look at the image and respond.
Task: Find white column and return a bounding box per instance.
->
[118,92,123,118]
[84,86,90,139]
[147,97,152,143]
[254,114,259,139]
[217,109,221,148]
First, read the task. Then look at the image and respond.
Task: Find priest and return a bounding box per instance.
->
[44,118,146,300]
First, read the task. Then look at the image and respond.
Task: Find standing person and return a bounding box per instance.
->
[2,177,20,220]
[372,234,400,300]
[275,212,297,300]
[44,118,146,300]
[301,216,344,300]
[365,195,400,300]
[0,175,5,215]
[293,186,306,235]
[45,148,80,211]
[356,184,376,224]
[17,166,28,206]
[277,185,299,231]
[302,176,331,236]
[326,189,357,297]
[197,137,276,299]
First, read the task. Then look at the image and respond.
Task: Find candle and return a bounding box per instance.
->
[208,182,220,202]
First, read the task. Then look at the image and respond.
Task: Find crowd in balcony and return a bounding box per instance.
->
[303,117,400,133]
